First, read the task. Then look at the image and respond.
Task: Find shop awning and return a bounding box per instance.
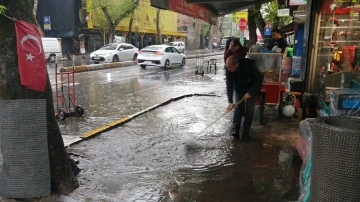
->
[280,22,295,35]
[186,0,272,16]
[150,0,273,24]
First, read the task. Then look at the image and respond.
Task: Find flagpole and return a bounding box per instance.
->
[0,13,15,21]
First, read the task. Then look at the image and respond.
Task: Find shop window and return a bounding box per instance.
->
[314,0,360,114]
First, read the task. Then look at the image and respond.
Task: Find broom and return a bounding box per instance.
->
[183,98,245,146]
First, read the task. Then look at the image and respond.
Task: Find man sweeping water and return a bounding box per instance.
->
[226,55,263,140]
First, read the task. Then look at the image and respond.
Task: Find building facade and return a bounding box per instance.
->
[84,0,186,52]
[177,13,221,49]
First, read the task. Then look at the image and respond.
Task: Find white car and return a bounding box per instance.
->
[90,43,139,63]
[169,41,185,53]
[137,45,186,69]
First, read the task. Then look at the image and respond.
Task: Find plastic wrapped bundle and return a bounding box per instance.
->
[298,157,312,202]
[310,116,360,202]
[329,88,360,116]
[247,53,283,82]
[297,118,315,202]
[296,119,315,161]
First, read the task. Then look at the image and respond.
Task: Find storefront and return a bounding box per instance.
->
[303,0,360,115]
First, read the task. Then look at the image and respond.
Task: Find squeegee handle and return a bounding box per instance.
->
[196,98,245,135]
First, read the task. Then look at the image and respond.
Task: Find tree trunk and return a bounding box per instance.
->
[199,36,204,49]
[0,0,79,194]
[218,16,224,39]
[108,26,115,43]
[156,9,161,44]
[247,13,257,47]
[254,4,266,37]
[206,24,212,49]
[128,12,134,43]
[102,0,140,44]
[32,0,44,36]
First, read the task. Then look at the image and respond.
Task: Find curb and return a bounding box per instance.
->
[59,52,223,73]
[65,93,221,148]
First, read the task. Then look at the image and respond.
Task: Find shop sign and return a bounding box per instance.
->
[235,11,248,23]
[265,22,272,36]
[289,0,307,6]
[278,9,290,17]
[169,0,217,25]
[238,18,247,31]
[43,16,51,31]
[265,27,272,36]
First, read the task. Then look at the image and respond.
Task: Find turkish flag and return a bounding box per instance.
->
[15,20,47,92]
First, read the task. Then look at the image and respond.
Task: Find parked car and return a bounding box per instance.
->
[169,41,185,53]
[41,37,62,62]
[137,45,186,69]
[90,43,139,63]
[219,36,239,49]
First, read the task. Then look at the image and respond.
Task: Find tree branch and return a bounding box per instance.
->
[113,0,139,28]
[101,7,114,28]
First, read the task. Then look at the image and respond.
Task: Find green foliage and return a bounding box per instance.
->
[200,23,210,36]
[262,0,292,29]
[227,13,237,23]
[88,0,136,28]
[0,5,6,14]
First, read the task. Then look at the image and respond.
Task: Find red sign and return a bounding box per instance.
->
[238,18,247,31]
[15,20,47,92]
[169,0,217,25]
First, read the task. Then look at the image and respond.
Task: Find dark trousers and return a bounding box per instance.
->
[233,92,256,133]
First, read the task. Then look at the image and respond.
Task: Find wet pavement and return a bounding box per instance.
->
[63,96,301,202]
[49,55,226,140]
[45,55,302,201]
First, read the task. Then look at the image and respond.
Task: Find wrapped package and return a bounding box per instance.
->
[247,53,283,82]
[329,88,360,116]
[297,118,315,202]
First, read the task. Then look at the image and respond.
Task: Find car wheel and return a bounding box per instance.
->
[133,53,138,61]
[164,60,170,70]
[113,55,119,62]
[140,65,146,69]
[181,58,186,67]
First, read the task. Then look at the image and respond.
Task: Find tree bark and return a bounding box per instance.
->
[156,9,161,44]
[218,16,224,39]
[101,0,140,43]
[254,4,266,37]
[32,0,44,36]
[247,12,257,47]
[206,24,212,49]
[0,0,79,195]
[128,12,134,43]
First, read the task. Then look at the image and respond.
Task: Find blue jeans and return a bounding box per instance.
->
[233,92,256,133]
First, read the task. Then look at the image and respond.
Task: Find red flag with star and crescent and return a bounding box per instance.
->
[15,20,47,92]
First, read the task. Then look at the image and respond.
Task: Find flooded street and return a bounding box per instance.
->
[64,96,301,202]
[47,56,302,201]
[49,55,225,137]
